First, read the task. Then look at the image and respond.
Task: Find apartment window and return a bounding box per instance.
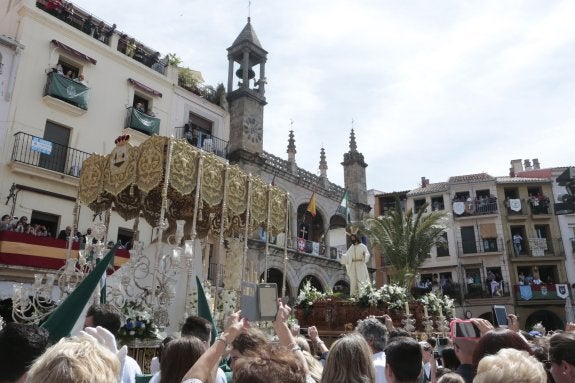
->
[527,186,543,196]
[475,189,490,199]
[30,210,60,238]
[133,94,150,114]
[504,188,519,199]
[414,198,426,214]
[533,224,551,255]
[510,226,527,256]
[117,227,134,248]
[379,196,401,216]
[431,196,444,211]
[437,233,449,257]
[454,191,470,201]
[56,57,81,79]
[185,113,215,152]
[39,121,71,174]
[461,226,477,254]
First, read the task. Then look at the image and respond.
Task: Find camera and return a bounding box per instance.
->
[492,305,508,328]
[450,320,480,338]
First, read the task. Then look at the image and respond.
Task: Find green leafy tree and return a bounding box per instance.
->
[166,53,182,66]
[364,199,447,288]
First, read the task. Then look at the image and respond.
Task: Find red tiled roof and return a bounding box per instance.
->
[515,169,553,179]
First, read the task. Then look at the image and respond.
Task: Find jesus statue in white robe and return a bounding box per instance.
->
[340,234,370,296]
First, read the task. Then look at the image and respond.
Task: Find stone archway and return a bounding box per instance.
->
[525,309,564,332]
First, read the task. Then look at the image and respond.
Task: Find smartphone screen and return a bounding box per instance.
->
[493,305,508,328]
[455,321,480,338]
[258,283,278,320]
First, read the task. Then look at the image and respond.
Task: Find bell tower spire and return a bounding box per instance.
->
[226,17,268,164]
[342,128,368,205]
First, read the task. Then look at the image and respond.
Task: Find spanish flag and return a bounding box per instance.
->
[306,192,317,217]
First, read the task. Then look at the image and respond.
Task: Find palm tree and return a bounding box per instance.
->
[364,199,447,288]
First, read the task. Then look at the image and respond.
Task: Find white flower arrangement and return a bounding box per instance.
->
[418,290,455,315]
[295,280,326,308]
[357,280,383,307]
[187,279,214,316]
[0,315,4,331]
[218,289,238,315]
[378,283,409,310]
[355,281,409,310]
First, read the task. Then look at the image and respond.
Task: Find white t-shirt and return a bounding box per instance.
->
[373,351,388,383]
[122,356,142,383]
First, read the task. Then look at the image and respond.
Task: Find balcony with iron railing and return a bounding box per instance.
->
[464,280,510,299]
[36,0,167,75]
[11,132,90,178]
[527,196,553,216]
[508,238,564,258]
[411,283,462,302]
[503,198,528,218]
[173,126,228,159]
[125,107,160,135]
[458,238,504,255]
[43,71,90,110]
[248,229,349,262]
[452,198,498,218]
[36,0,228,107]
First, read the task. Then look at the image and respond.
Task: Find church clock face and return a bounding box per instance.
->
[243,116,262,144]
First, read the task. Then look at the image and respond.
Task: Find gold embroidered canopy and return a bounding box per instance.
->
[78,135,288,238]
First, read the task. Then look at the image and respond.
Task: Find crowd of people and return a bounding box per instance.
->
[1,299,574,383]
[0,215,49,237]
[0,214,135,248]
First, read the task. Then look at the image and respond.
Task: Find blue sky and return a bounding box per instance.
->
[72,0,575,192]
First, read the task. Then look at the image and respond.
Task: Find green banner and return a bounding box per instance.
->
[47,73,90,110]
[130,108,160,135]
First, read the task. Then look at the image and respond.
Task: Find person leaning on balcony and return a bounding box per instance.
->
[57,225,72,240]
[74,74,87,85]
[0,214,12,231]
[126,38,137,58]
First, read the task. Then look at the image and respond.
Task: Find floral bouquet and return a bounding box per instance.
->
[379,283,409,311]
[295,280,326,308]
[117,302,160,343]
[417,290,455,316]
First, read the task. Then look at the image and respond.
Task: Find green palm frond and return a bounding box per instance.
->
[364,198,447,287]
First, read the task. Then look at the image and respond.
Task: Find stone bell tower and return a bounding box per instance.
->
[226,17,268,165]
[342,129,368,206]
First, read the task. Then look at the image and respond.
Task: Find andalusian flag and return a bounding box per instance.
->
[41,244,118,343]
[306,192,317,217]
[337,191,350,223]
